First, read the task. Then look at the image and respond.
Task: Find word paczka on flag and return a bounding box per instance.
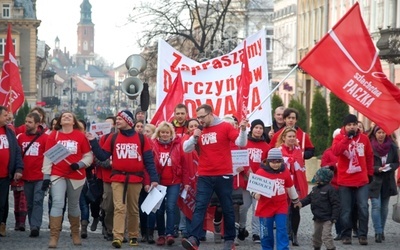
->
[156,30,272,126]
[298,2,400,134]
[0,24,24,113]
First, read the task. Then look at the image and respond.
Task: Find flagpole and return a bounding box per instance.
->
[247,64,299,119]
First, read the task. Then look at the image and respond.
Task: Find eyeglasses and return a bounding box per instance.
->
[268,160,283,164]
[197,113,210,120]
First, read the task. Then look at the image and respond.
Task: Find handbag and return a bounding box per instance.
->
[393,190,400,223]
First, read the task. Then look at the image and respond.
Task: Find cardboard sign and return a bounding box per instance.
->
[231,149,249,174]
[246,173,275,198]
[89,122,112,138]
[44,143,71,164]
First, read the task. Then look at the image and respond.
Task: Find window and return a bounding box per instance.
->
[83,41,88,51]
[2,4,10,18]
[0,38,15,56]
[266,28,274,52]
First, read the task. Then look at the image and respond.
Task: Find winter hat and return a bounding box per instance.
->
[135,105,147,120]
[118,110,135,127]
[312,168,334,184]
[250,119,265,134]
[267,148,283,160]
[342,114,358,126]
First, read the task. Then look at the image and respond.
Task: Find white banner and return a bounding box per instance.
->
[156,30,272,125]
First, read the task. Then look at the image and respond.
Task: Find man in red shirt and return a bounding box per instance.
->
[182,104,248,250]
[17,112,48,237]
[0,106,23,237]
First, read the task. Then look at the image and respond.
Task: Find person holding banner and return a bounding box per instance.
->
[182,104,248,250]
[276,127,308,246]
[252,148,300,250]
[237,119,270,243]
[41,111,93,248]
[86,110,159,248]
[0,106,24,237]
[148,121,188,246]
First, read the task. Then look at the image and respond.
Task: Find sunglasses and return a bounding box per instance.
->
[268,160,283,164]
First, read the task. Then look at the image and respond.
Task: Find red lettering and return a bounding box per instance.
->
[251,87,261,111]
[202,61,211,70]
[224,95,236,115]
[253,66,262,82]
[183,81,192,94]
[170,53,182,73]
[194,82,203,94]
[203,98,222,115]
[185,99,198,117]
[227,78,235,91]
[221,55,232,67]
[205,82,212,94]
[163,70,172,92]
[212,59,223,69]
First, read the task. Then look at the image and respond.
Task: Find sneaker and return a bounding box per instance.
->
[359,236,368,245]
[112,239,122,248]
[342,237,352,245]
[129,238,139,246]
[237,227,249,241]
[234,238,240,246]
[29,228,39,237]
[156,236,166,246]
[182,236,199,250]
[223,240,235,250]
[252,234,261,243]
[166,235,175,246]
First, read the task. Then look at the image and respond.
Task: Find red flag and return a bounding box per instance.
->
[150,70,184,125]
[236,41,251,121]
[0,24,24,113]
[298,3,400,134]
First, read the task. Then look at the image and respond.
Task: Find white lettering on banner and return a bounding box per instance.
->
[22,141,40,156]
[115,143,138,159]
[353,73,382,97]
[201,132,217,145]
[342,79,376,108]
[58,140,78,154]
[156,30,272,126]
[0,135,9,149]
[248,148,263,163]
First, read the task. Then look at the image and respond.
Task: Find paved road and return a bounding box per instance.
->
[1,185,399,249]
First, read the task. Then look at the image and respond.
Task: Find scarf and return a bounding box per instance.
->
[371,136,392,156]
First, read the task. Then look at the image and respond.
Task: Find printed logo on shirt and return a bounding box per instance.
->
[248,148,263,163]
[22,141,40,156]
[159,152,171,167]
[201,132,217,145]
[0,135,9,149]
[115,143,139,159]
[58,140,78,154]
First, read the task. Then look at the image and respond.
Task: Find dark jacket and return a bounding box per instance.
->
[369,143,399,199]
[300,183,340,222]
[5,125,23,179]
[264,119,283,144]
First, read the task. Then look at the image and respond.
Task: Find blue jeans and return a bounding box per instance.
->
[260,214,289,250]
[189,175,235,244]
[79,190,89,221]
[339,185,369,238]
[148,184,180,236]
[24,181,45,230]
[371,194,390,234]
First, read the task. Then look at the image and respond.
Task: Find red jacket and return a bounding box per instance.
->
[332,128,373,187]
[320,147,339,189]
[152,136,188,186]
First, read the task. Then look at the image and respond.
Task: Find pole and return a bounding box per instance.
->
[247,65,299,119]
[70,78,73,111]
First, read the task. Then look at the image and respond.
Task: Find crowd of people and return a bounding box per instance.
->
[0,104,399,250]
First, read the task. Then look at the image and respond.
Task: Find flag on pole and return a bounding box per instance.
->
[236,41,251,121]
[0,23,24,113]
[150,70,184,125]
[298,2,400,134]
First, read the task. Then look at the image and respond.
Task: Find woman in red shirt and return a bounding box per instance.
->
[41,112,93,248]
[276,127,308,246]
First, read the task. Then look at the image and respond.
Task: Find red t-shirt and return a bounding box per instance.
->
[254,167,294,217]
[102,132,152,183]
[198,122,240,176]
[0,126,10,178]
[45,130,91,180]
[17,132,49,181]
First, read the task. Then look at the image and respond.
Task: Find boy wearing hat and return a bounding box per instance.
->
[331,114,373,245]
[252,148,300,250]
[295,168,340,250]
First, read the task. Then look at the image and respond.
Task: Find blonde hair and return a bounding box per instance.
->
[276,127,298,147]
[152,121,176,140]
[145,123,156,134]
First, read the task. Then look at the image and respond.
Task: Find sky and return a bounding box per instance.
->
[36,0,142,66]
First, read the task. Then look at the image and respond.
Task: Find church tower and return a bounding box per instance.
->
[76,0,94,65]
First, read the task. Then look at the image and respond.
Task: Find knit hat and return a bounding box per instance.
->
[118,110,134,127]
[312,168,334,184]
[267,148,283,160]
[343,114,358,126]
[250,119,265,134]
[135,106,147,120]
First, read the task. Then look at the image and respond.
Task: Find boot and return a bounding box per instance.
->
[147,228,155,244]
[81,220,88,239]
[213,220,222,243]
[292,233,299,246]
[0,223,6,237]
[375,233,382,243]
[48,216,62,248]
[69,215,82,245]
[90,217,99,232]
